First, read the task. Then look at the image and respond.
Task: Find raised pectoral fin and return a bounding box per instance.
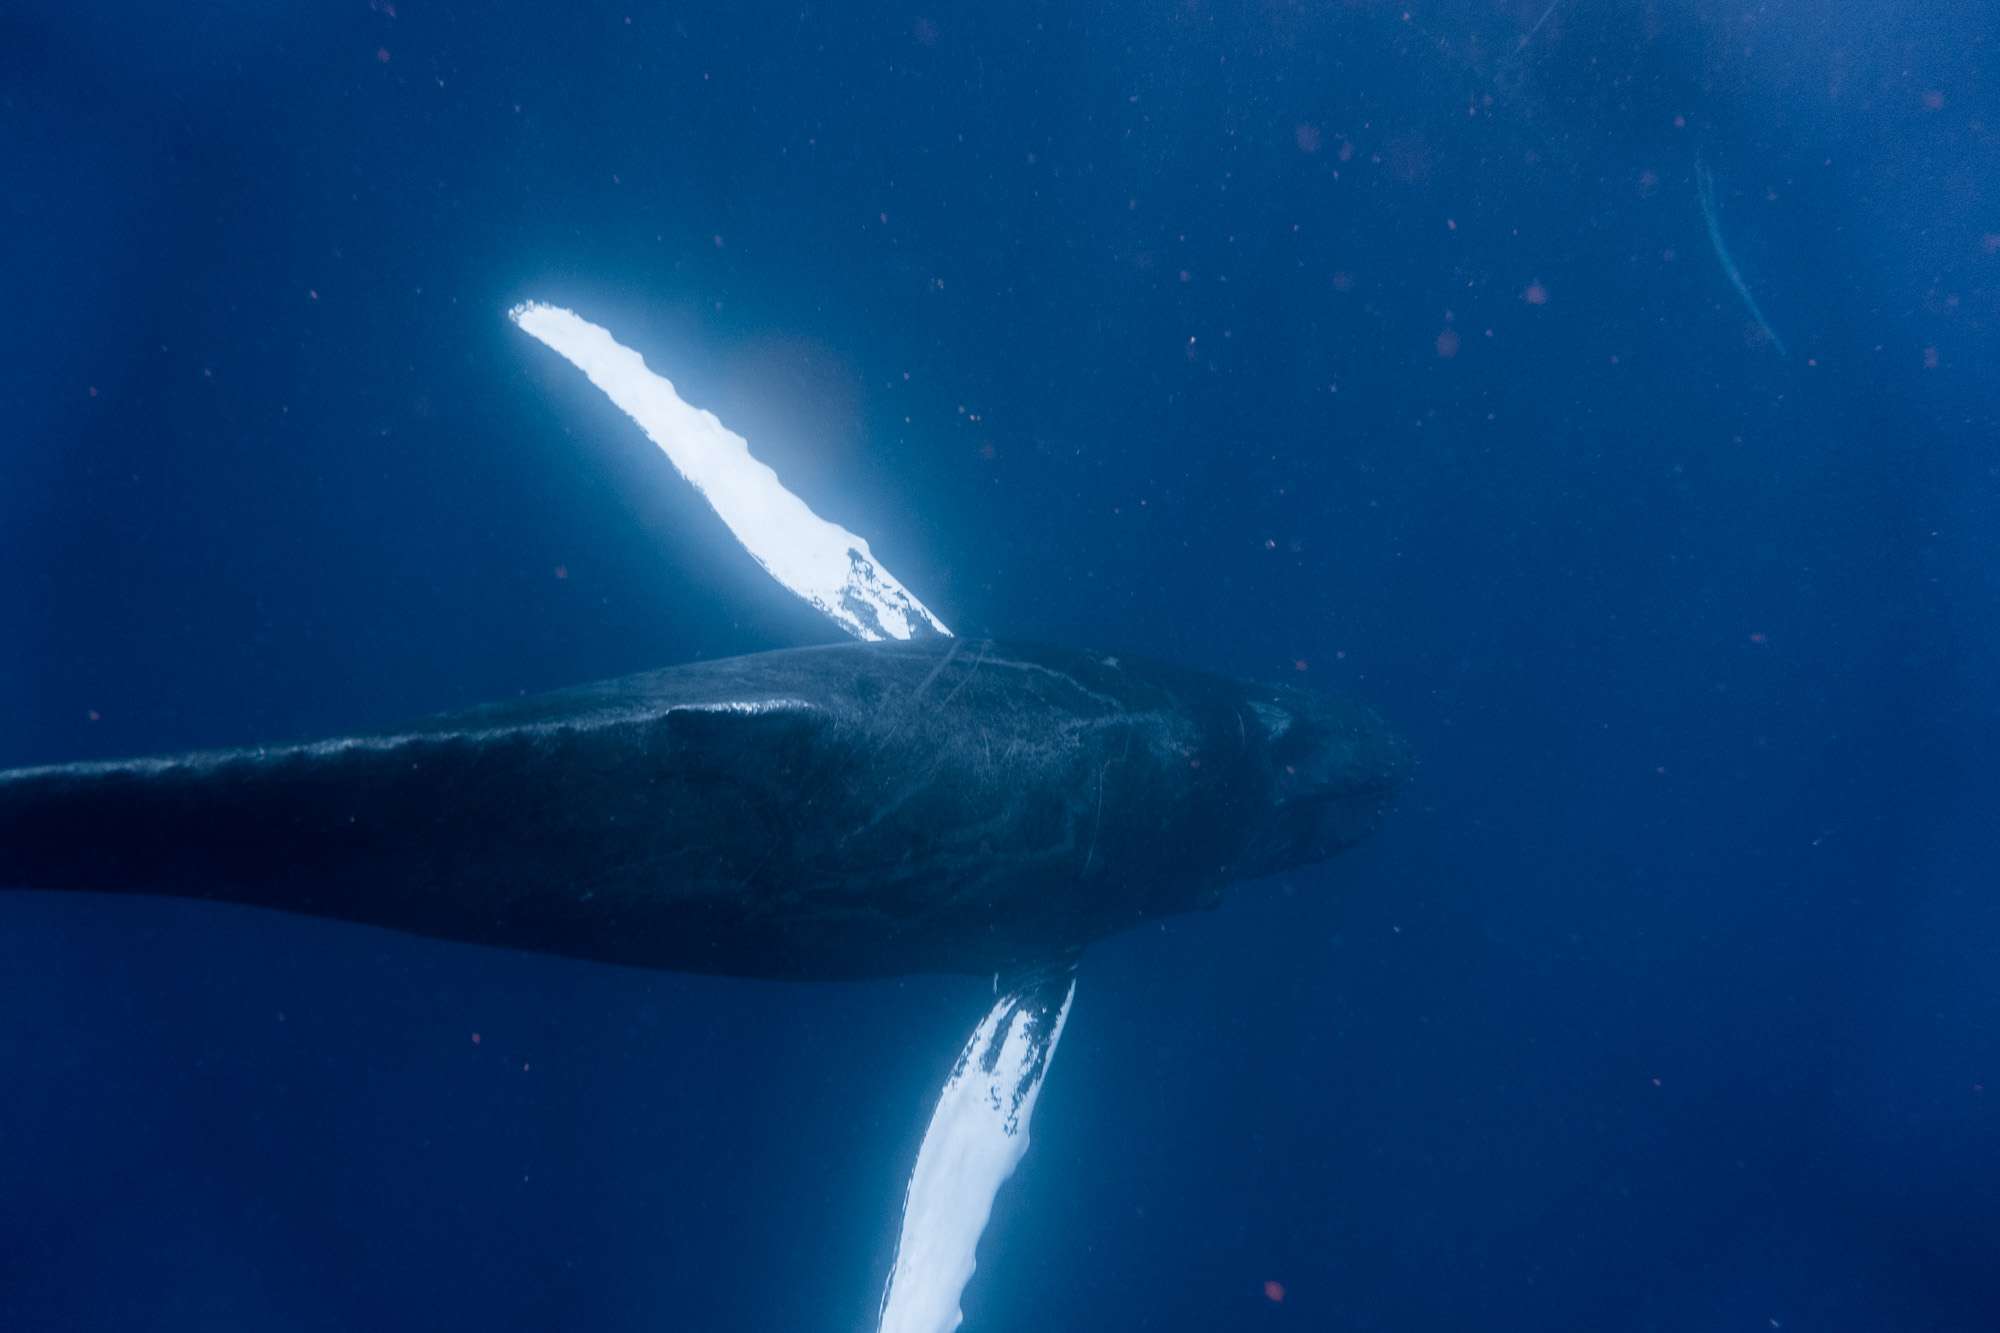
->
[878,962,1077,1333]
[508,302,951,642]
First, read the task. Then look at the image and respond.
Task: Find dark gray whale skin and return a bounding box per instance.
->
[0,639,1403,980]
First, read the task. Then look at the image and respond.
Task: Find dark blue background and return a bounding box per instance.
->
[3,2,1995,1329]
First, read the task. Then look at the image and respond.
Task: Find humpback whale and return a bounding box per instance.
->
[0,640,1398,979]
[2,302,1403,1332]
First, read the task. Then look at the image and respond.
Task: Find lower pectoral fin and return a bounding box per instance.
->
[877,961,1077,1333]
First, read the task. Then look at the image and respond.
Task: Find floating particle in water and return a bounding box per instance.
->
[1264,1280,1287,1303]
[1436,328,1461,358]
[1295,123,1322,154]
[1523,281,1548,305]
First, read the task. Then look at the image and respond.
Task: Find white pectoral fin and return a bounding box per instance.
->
[878,966,1077,1333]
[508,301,951,642]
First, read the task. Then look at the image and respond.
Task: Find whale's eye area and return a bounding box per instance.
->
[1246,700,1293,740]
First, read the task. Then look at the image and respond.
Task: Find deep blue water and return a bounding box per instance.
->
[3,2,1996,1329]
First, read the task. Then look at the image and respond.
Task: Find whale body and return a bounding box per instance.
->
[0,638,1402,980]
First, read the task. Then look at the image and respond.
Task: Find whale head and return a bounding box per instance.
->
[1233,681,1409,881]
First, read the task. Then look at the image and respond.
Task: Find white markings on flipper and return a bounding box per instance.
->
[879,971,1076,1333]
[508,301,951,641]
[509,300,1073,1333]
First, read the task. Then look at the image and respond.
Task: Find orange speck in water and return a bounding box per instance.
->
[1293,659,1310,672]
[1748,632,1768,644]
[1523,281,1549,305]
[376,47,391,63]
[86,709,102,722]
[1264,1280,1287,1303]
[554,564,569,580]
[471,1032,482,1045]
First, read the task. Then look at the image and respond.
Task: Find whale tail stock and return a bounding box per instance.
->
[0,749,333,903]
[0,721,663,960]
[0,737,486,917]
